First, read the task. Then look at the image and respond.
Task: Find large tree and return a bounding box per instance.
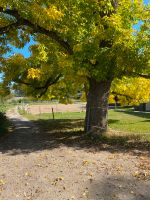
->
[0,0,149,134]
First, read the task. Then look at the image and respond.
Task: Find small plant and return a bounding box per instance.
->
[0,102,10,137]
[0,104,7,113]
[0,112,9,137]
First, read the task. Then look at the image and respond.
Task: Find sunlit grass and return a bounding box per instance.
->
[23,109,150,141]
[108,110,150,134]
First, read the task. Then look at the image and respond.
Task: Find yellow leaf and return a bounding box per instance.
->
[27,68,41,80]
[0,179,5,186]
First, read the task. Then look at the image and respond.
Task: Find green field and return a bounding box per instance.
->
[109,110,150,134]
[23,109,150,141]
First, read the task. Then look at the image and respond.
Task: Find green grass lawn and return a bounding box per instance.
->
[108,110,150,134]
[24,109,150,139]
[24,111,85,121]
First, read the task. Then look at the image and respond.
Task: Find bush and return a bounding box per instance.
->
[0,104,7,113]
[0,112,9,137]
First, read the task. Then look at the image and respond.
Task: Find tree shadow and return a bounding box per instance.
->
[141,120,150,123]
[89,175,150,200]
[108,119,120,124]
[0,118,149,156]
[115,110,150,119]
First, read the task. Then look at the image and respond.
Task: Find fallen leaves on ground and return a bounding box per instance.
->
[133,156,150,181]
[51,177,64,186]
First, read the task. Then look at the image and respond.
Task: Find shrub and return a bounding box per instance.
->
[0,112,9,137]
[0,104,7,113]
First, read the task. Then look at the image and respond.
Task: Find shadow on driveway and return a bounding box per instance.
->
[0,115,149,156]
[89,175,150,200]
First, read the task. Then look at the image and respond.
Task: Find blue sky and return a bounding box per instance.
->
[144,0,149,4]
[10,41,34,58]
[5,39,35,59]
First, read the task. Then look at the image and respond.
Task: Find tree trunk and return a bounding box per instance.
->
[85,78,112,135]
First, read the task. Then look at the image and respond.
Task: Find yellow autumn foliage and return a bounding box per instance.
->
[45,5,64,20]
[111,77,150,105]
[109,94,115,104]
[27,68,41,80]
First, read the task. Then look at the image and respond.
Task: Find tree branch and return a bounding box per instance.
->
[99,1,118,48]
[15,79,31,86]
[0,21,22,34]
[131,72,150,79]
[99,0,118,18]
[0,7,73,55]
[111,91,133,99]
[37,74,62,97]
[14,73,62,97]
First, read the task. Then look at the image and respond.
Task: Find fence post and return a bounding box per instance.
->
[39,106,41,119]
[52,107,55,120]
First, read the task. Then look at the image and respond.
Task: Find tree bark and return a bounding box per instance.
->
[85,78,112,135]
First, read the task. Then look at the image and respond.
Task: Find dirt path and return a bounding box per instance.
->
[0,109,150,200]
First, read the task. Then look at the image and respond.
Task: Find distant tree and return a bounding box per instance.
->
[0,83,10,98]
[111,77,150,105]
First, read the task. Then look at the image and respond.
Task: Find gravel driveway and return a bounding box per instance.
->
[0,108,149,200]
